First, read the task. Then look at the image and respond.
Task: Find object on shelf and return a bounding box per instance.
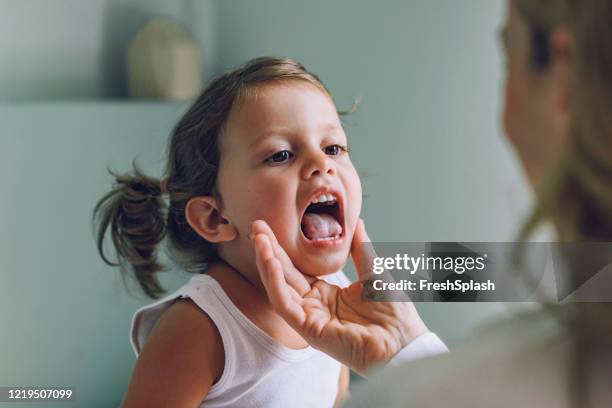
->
[127,18,202,101]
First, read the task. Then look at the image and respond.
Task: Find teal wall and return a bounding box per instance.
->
[1,0,533,406]
[0,102,190,407]
[0,0,216,100]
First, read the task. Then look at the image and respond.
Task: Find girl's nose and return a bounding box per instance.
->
[301,150,335,180]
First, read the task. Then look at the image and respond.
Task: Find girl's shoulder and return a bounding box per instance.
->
[137,296,225,381]
[129,274,219,356]
[122,285,225,407]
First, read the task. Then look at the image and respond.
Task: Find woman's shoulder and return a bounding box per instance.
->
[349,307,572,408]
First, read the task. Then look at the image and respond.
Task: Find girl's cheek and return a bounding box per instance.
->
[246,189,292,225]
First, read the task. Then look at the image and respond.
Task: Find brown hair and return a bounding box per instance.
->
[93,57,342,300]
[513,1,612,405]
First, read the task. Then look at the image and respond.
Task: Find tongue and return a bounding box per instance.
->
[301,212,342,240]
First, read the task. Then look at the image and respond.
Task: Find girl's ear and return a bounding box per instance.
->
[185,196,237,243]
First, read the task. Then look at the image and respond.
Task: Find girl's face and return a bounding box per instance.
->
[216,82,362,277]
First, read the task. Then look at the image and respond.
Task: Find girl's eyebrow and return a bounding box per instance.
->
[249,123,343,148]
[249,128,292,148]
[320,122,343,131]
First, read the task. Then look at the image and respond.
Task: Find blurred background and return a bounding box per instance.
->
[0,0,532,406]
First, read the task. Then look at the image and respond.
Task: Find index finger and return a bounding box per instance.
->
[253,233,307,328]
[251,220,313,295]
[350,218,379,281]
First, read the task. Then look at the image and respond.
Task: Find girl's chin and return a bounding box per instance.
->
[301,268,338,278]
[294,254,349,277]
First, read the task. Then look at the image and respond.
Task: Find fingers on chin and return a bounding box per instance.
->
[252,220,278,242]
[254,234,274,259]
[251,219,266,233]
[253,233,267,249]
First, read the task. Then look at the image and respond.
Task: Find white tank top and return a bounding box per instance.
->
[130,270,351,408]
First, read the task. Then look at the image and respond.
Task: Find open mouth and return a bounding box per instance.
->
[300,191,345,242]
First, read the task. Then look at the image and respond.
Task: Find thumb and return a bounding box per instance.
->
[350,218,378,281]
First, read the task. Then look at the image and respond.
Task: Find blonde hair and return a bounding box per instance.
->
[513,1,612,405]
[515,0,612,241]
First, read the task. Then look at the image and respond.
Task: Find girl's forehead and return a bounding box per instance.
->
[221,83,341,148]
[234,81,333,117]
[239,80,330,102]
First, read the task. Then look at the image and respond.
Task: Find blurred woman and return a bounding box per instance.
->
[252,1,612,406]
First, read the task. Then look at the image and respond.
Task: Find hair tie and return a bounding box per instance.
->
[159,177,168,194]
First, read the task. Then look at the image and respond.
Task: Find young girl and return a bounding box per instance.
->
[94,57,362,407]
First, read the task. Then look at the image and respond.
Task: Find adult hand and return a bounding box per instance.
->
[250,218,429,376]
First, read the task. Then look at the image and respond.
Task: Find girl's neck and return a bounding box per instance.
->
[205,260,272,308]
[204,260,310,350]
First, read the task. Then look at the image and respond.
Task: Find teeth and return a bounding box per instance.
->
[310,193,337,204]
[312,234,341,242]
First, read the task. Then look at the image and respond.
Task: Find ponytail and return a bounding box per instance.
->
[93,159,168,299]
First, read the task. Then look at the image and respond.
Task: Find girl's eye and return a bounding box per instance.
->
[265,150,294,164]
[324,144,349,156]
